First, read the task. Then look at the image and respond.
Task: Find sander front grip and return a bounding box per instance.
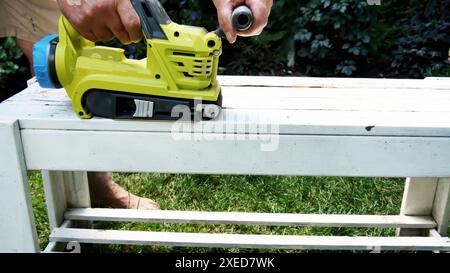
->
[231,5,253,31]
[215,5,254,38]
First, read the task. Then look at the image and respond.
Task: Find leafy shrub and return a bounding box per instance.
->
[3,0,449,83]
[0,38,29,98]
[0,38,26,80]
[293,0,377,76]
[390,0,450,78]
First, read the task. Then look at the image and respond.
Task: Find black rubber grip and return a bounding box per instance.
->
[215,5,254,38]
[231,6,253,31]
[130,0,171,39]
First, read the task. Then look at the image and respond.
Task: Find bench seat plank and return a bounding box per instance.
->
[0,77,449,138]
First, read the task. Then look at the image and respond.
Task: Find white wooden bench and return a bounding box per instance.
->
[1,76,450,252]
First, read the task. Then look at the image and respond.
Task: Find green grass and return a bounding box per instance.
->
[29,172,406,253]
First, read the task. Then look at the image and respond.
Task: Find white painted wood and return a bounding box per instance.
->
[43,242,59,253]
[20,130,450,177]
[400,178,438,215]
[61,171,91,209]
[42,220,76,253]
[3,106,450,137]
[399,177,450,237]
[42,171,67,229]
[4,84,449,106]
[42,171,90,230]
[428,229,446,253]
[221,89,450,112]
[50,227,450,251]
[7,84,450,107]
[425,77,450,81]
[218,76,450,89]
[0,121,39,252]
[432,178,450,236]
[429,229,443,238]
[64,208,436,228]
[397,178,438,236]
[0,79,449,138]
[61,171,91,229]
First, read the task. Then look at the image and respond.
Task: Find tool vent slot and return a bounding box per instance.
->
[173,52,196,57]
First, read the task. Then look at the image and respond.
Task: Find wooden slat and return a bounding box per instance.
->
[1,78,450,137]
[425,77,450,81]
[6,85,450,105]
[221,87,450,111]
[4,82,450,110]
[42,220,77,253]
[50,227,450,251]
[42,171,68,230]
[3,106,450,137]
[21,130,450,177]
[64,208,437,228]
[432,178,450,235]
[218,76,450,89]
[398,178,439,236]
[42,242,59,253]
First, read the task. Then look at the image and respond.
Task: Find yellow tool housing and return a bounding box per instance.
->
[49,0,223,119]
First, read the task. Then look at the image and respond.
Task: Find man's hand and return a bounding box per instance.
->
[213,0,273,44]
[57,0,142,44]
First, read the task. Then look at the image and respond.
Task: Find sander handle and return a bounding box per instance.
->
[215,5,254,38]
[231,6,254,31]
[131,0,171,40]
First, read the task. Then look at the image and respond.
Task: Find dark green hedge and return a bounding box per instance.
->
[0,38,29,100]
[162,0,449,78]
[0,38,27,85]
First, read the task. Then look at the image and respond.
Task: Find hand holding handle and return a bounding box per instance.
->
[231,5,253,31]
[215,5,254,39]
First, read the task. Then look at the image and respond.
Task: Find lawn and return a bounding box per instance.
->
[29,171,407,252]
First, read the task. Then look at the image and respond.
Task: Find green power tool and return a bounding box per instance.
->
[33,0,253,120]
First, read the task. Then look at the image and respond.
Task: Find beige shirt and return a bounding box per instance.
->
[0,0,61,42]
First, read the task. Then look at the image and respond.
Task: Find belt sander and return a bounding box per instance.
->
[33,0,253,120]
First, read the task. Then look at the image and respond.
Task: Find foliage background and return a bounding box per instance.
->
[1,0,449,100]
[162,0,450,78]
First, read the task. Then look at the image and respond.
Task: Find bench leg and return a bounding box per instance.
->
[0,121,39,252]
[43,171,91,227]
[398,178,438,236]
[42,171,67,230]
[432,178,450,236]
[398,177,450,237]
[42,171,91,252]
[62,171,91,209]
